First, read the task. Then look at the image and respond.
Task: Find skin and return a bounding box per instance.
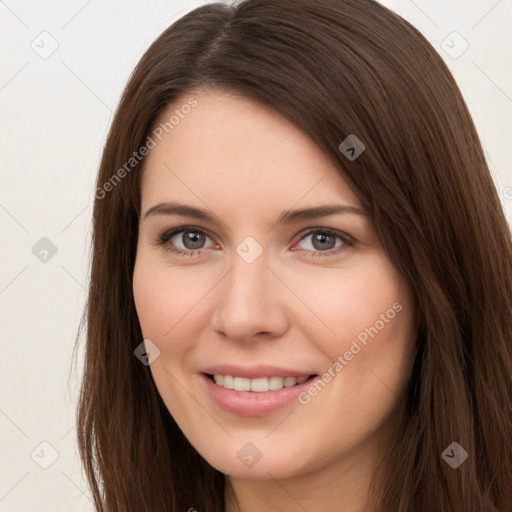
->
[133,89,418,512]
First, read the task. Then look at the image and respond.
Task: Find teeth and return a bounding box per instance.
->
[212,374,310,392]
[283,377,297,387]
[222,375,234,389]
[233,377,251,391]
[250,377,269,392]
[269,376,284,390]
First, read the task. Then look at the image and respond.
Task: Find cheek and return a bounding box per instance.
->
[132,252,216,341]
[285,255,416,397]
[287,262,416,459]
[279,255,410,345]
[132,254,209,420]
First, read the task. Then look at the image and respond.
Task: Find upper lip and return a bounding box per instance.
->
[201,364,315,379]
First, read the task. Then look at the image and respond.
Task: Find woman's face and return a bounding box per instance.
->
[133,89,417,481]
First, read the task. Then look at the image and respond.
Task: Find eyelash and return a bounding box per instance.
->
[154,226,353,259]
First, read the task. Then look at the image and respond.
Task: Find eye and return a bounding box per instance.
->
[293,228,351,257]
[155,226,352,258]
[156,226,216,256]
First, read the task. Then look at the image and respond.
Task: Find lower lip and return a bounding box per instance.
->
[201,374,316,417]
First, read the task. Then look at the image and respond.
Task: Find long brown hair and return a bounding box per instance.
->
[75,0,512,510]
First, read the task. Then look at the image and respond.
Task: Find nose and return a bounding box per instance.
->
[209,251,290,342]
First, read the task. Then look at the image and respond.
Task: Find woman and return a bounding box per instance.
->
[76,0,512,510]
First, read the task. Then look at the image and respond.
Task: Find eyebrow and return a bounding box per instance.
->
[142,201,367,224]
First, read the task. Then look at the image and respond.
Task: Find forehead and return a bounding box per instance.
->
[140,89,363,214]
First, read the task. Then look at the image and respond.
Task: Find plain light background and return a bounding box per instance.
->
[0,0,511,510]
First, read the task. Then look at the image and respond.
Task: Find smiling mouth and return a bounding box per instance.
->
[206,373,317,392]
